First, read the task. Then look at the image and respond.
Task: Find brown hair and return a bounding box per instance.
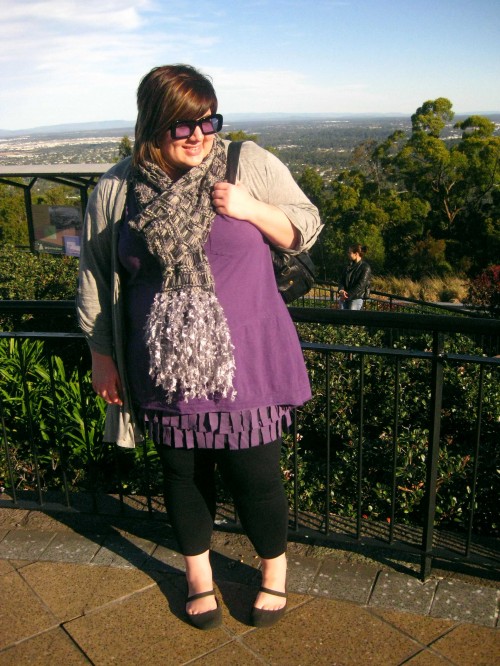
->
[133,64,218,170]
[349,243,367,257]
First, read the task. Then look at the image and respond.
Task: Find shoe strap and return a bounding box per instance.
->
[187,589,216,602]
[259,586,287,598]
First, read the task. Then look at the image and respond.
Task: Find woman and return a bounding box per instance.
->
[338,243,372,310]
[77,64,322,630]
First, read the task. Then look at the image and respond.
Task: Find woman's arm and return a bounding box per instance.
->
[211,181,300,248]
[217,140,323,252]
[77,162,129,403]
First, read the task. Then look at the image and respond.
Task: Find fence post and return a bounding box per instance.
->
[420,331,445,580]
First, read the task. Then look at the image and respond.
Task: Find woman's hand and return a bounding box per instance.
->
[211,181,259,221]
[91,350,123,406]
[212,182,299,249]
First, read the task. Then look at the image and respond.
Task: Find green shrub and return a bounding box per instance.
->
[0,244,78,300]
[0,245,79,331]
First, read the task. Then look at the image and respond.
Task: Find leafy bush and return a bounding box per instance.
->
[466,265,500,314]
[0,244,78,300]
[0,338,160,496]
[0,244,79,331]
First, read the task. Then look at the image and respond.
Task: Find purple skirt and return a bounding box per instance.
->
[142,405,292,450]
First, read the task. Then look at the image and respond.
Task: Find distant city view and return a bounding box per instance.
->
[2,115,499,180]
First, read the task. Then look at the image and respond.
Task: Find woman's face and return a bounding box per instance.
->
[159,108,215,178]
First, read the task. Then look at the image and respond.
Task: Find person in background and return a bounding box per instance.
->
[338,243,372,310]
[77,64,322,631]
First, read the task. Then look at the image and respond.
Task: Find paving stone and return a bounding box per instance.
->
[187,641,264,665]
[370,571,438,615]
[0,559,13,576]
[63,583,231,665]
[20,561,157,622]
[287,554,321,594]
[143,542,186,573]
[0,529,55,560]
[0,627,90,665]
[432,622,500,665]
[430,579,499,626]
[0,570,58,650]
[0,508,29,528]
[91,532,156,568]
[370,606,455,645]
[311,559,377,604]
[38,532,103,564]
[403,648,456,665]
[243,596,421,666]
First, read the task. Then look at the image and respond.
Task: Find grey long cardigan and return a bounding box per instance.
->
[77,140,322,447]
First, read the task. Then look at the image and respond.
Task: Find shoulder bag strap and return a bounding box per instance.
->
[226,141,243,184]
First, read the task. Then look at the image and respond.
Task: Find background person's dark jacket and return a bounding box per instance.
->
[339,260,372,300]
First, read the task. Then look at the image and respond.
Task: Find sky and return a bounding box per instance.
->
[1,0,499,130]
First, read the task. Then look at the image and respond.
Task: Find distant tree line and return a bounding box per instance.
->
[296,98,500,282]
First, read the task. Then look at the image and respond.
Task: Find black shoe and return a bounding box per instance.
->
[186,590,222,630]
[251,586,287,628]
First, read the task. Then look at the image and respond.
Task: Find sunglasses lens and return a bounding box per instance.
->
[200,118,217,134]
[170,115,222,139]
[211,114,223,132]
[173,122,193,139]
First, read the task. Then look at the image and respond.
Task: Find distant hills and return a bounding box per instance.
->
[0,120,135,138]
[0,113,411,138]
[1,111,498,139]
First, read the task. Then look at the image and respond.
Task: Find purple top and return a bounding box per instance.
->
[118,206,311,448]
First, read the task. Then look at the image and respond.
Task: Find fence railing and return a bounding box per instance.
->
[1,301,499,580]
[300,281,490,317]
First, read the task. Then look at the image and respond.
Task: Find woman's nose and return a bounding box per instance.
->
[189,125,204,141]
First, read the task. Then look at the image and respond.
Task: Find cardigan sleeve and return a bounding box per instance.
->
[77,161,129,356]
[230,140,323,252]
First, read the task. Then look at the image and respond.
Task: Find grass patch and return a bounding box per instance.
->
[372,275,467,303]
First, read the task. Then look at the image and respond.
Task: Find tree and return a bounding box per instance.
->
[300,97,499,280]
[34,184,78,206]
[0,183,28,246]
[224,130,258,143]
[410,98,454,137]
[116,135,133,161]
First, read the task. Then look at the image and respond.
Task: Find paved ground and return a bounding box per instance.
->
[0,500,498,665]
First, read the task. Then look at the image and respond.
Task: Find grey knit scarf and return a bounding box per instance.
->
[128,136,236,402]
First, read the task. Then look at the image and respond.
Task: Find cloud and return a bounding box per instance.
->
[0,0,225,127]
[211,67,379,114]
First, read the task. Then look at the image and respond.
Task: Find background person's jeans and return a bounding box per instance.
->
[340,298,364,310]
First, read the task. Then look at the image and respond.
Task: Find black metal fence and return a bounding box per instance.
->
[1,301,499,580]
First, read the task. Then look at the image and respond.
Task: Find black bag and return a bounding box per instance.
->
[226,141,316,304]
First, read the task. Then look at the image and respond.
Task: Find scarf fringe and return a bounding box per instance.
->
[146,288,236,402]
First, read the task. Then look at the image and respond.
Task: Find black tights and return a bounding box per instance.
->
[156,439,288,559]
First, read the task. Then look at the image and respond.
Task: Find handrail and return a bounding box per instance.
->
[289,307,500,338]
[1,300,499,581]
[2,300,499,336]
